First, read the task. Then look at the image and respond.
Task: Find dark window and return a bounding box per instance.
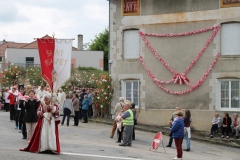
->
[26,57,34,64]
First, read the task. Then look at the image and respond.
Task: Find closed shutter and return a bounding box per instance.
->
[221,23,240,55]
[124,30,139,59]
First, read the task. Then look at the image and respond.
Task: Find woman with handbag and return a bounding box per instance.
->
[183,109,191,152]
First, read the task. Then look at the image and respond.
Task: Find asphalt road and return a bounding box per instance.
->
[0,111,239,160]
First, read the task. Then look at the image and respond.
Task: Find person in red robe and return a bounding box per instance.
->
[20,94,61,153]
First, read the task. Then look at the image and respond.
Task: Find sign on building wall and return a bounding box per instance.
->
[220,0,240,8]
[122,0,140,16]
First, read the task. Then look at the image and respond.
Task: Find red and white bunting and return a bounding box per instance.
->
[139,25,221,95]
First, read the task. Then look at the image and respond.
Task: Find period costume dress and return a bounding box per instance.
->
[20,102,61,153]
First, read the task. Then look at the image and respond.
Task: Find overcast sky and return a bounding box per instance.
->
[0,0,109,48]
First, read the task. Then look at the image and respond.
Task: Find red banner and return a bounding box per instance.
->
[37,39,55,91]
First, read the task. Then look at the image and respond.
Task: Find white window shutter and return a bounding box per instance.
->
[124,30,139,59]
[221,23,240,55]
[121,80,126,98]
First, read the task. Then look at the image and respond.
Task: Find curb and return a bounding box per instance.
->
[89,118,240,149]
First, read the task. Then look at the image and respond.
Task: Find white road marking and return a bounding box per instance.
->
[61,152,143,160]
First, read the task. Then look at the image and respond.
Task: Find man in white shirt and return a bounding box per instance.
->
[44,87,49,95]
[37,86,46,102]
[57,88,66,115]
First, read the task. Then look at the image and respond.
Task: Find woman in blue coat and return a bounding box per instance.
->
[82,95,89,123]
[170,111,184,160]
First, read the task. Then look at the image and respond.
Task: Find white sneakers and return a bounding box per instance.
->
[173,157,182,160]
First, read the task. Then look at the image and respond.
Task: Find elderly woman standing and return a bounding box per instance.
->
[24,90,40,143]
[170,111,184,160]
[61,94,74,126]
[110,97,125,139]
[183,109,191,152]
[72,93,80,126]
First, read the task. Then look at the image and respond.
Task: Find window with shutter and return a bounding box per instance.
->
[221,23,240,56]
[123,30,139,59]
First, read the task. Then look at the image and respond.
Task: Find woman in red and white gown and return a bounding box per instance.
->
[20,94,61,153]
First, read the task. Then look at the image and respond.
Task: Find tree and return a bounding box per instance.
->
[87,28,109,71]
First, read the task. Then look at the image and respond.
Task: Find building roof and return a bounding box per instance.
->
[0,35,78,57]
[21,35,52,49]
[0,42,28,57]
[21,35,78,50]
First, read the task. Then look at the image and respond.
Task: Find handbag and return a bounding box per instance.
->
[184,127,187,135]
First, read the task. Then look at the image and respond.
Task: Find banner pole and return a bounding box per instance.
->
[51,92,53,105]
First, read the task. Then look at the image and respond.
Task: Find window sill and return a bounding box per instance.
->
[216,108,240,112]
[219,55,240,59]
[122,59,139,62]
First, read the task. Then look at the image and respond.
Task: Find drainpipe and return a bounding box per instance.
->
[108,0,111,74]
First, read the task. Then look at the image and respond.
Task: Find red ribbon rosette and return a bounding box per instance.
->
[173,74,189,85]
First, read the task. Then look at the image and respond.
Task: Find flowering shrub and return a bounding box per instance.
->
[0,66,25,87]
[94,75,114,114]
[25,67,43,86]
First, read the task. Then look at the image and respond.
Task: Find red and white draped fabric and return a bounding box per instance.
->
[37,38,73,92]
